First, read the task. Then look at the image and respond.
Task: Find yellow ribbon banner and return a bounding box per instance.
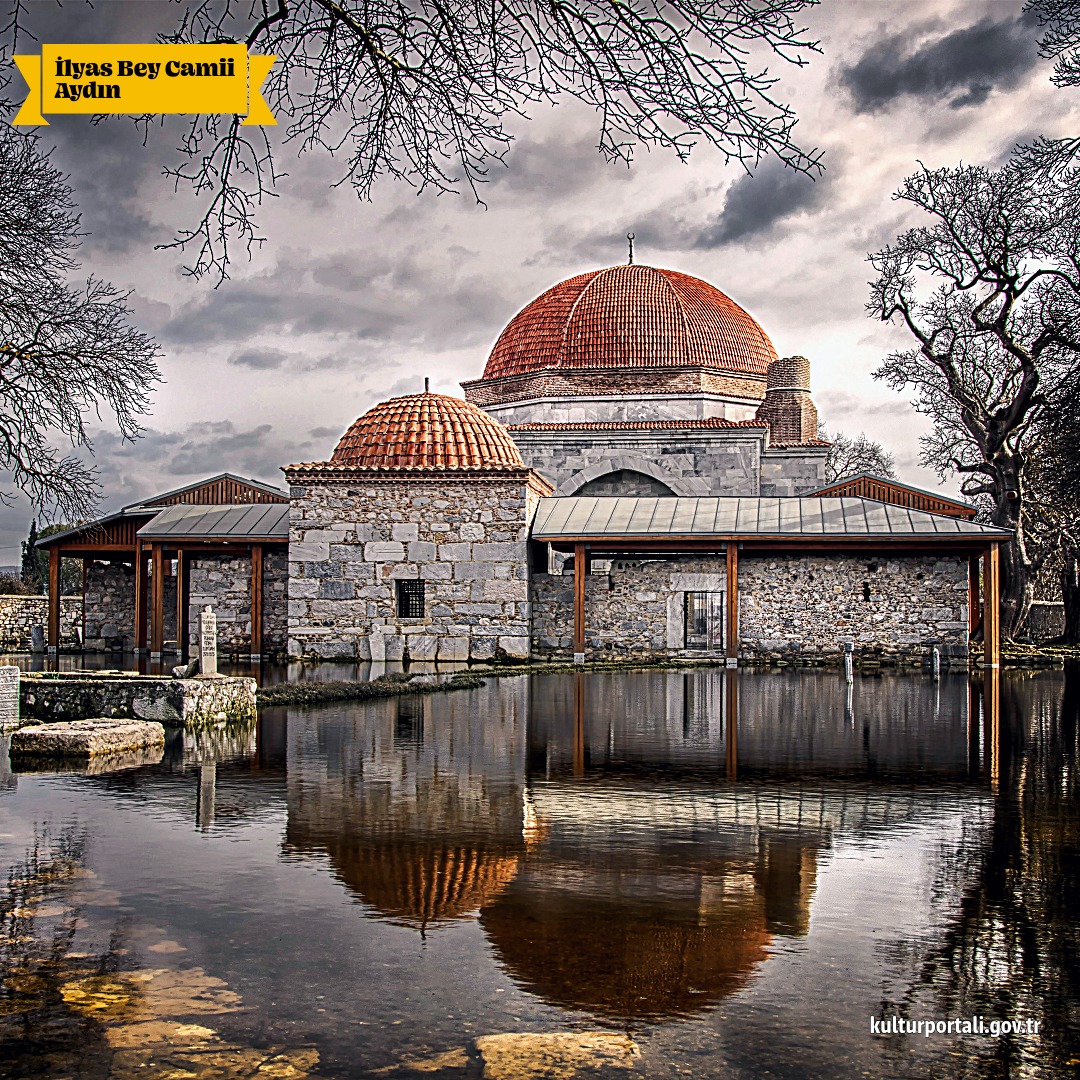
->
[13,44,276,125]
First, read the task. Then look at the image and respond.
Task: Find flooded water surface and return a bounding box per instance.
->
[1,669,1077,1078]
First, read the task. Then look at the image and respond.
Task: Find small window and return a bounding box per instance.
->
[863,582,872,602]
[396,579,424,618]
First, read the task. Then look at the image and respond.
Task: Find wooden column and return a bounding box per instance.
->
[134,542,148,654]
[968,555,981,635]
[725,543,739,663]
[573,542,586,662]
[983,544,1001,669]
[175,550,188,660]
[150,542,165,658]
[47,546,61,653]
[250,543,264,661]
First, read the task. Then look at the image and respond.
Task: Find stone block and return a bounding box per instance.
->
[289,579,320,599]
[420,562,453,581]
[498,636,530,660]
[471,637,497,660]
[387,563,420,579]
[302,529,349,545]
[318,579,354,600]
[454,563,494,580]
[392,523,419,542]
[408,541,437,562]
[290,541,330,562]
[383,635,405,662]
[459,522,485,541]
[439,542,471,561]
[364,541,405,561]
[437,636,470,661]
[312,639,357,661]
[409,635,439,661]
[11,719,165,758]
[482,580,528,602]
[472,542,526,561]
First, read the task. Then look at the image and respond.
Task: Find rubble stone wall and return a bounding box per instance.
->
[530,551,969,663]
[85,561,134,651]
[188,551,288,657]
[288,477,541,662]
[0,596,82,651]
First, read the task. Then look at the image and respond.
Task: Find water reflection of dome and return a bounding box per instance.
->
[319,839,521,931]
[480,866,772,1022]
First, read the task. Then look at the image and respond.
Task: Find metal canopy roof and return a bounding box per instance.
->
[137,502,290,541]
[531,496,1010,541]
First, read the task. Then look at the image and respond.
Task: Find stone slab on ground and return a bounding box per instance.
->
[10,718,165,758]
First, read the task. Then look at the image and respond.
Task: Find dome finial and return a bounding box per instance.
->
[627,232,635,265]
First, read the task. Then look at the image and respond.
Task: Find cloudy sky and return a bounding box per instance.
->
[1,0,1074,563]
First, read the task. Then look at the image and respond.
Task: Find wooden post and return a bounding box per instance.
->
[968,555,981,635]
[250,543,264,661]
[725,543,739,665]
[983,544,1001,669]
[175,550,188,660]
[150,543,165,659]
[573,542,586,663]
[134,542,148,654]
[47,546,61,654]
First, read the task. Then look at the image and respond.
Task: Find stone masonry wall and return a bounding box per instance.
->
[85,561,134,650]
[759,448,828,496]
[187,552,288,657]
[0,596,82,651]
[288,477,540,662]
[511,431,765,496]
[531,551,969,662]
[739,553,969,661]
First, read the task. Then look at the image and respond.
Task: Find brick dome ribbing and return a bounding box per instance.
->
[331,392,525,470]
[481,265,778,381]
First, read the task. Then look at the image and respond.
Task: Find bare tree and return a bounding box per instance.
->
[0,128,162,522]
[869,161,1080,637]
[83,0,825,281]
[820,427,896,484]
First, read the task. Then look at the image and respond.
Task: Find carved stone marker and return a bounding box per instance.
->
[199,606,218,676]
[0,666,19,730]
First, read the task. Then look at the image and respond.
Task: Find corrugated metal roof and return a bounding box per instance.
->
[531,496,1010,540]
[137,503,290,540]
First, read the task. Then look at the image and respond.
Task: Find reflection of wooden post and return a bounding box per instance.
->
[573,542,586,663]
[47,546,61,654]
[134,543,148,654]
[150,542,165,659]
[573,672,585,777]
[983,544,1001,669]
[967,678,981,778]
[968,555,981,635]
[983,669,1000,792]
[725,671,738,779]
[725,543,739,665]
[250,543,263,661]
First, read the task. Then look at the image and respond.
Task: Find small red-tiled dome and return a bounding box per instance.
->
[330,392,525,470]
[481,264,778,381]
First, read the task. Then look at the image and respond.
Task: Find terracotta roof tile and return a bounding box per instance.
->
[481,265,778,381]
[320,392,525,471]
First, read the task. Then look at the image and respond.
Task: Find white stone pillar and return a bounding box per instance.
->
[199,606,218,676]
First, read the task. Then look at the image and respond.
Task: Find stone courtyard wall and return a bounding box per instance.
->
[85,561,134,650]
[288,477,542,662]
[531,551,969,663]
[0,596,82,651]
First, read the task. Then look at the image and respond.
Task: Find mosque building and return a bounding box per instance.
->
[39,261,1008,666]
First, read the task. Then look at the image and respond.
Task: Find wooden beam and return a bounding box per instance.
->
[983,544,1001,669]
[150,542,165,658]
[968,555,981,635]
[176,550,188,660]
[573,542,586,661]
[47,545,61,653]
[134,542,148,654]
[250,543,264,660]
[725,543,739,662]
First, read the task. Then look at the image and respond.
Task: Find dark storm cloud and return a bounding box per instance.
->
[838,15,1041,114]
[695,162,830,247]
[161,246,509,352]
[229,347,289,370]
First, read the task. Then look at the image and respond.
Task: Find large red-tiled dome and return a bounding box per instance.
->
[330,392,525,470]
[481,265,778,381]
